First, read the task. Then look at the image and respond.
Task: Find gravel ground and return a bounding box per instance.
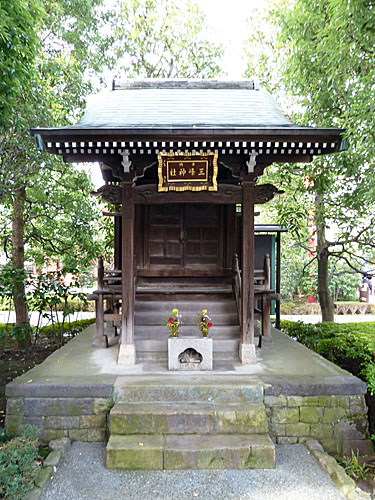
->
[40,442,346,500]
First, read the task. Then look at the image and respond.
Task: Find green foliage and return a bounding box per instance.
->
[0,0,44,131]
[280,320,375,393]
[245,0,375,320]
[0,425,40,499]
[337,450,370,481]
[112,0,224,78]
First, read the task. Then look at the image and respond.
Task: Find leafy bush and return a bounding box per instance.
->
[280,320,375,394]
[0,425,40,499]
[0,318,95,349]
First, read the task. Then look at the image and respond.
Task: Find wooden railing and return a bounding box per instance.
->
[232,252,277,345]
[232,253,242,322]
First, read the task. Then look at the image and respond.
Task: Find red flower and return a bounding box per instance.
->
[169,318,174,323]
[207,322,213,328]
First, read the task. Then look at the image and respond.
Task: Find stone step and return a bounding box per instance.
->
[135,300,238,314]
[109,402,269,435]
[106,433,275,470]
[135,312,239,325]
[134,325,240,336]
[113,376,263,403]
[135,338,239,353]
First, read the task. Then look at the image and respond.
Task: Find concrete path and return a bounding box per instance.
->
[39,442,345,500]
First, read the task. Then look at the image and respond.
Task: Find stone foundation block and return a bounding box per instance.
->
[45,416,80,430]
[88,428,108,442]
[6,398,24,415]
[264,395,287,407]
[93,398,114,415]
[285,422,310,437]
[45,429,67,441]
[310,423,334,439]
[24,398,93,416]
[239,343,257,364]
[300,406,324,423]
[69,429,88,441]
[80,414,107,429]
[117,344,136,365]
[272,407,299,424]
[323,407,347,423]
[106,435,164,470]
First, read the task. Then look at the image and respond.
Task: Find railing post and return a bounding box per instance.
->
[93,255,106,347]
[262,253,272,342]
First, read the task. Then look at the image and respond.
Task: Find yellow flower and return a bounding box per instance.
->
[172,308,178,314]
[202,309,207,313]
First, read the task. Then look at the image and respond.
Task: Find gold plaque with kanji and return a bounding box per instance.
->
[158,152,218,192]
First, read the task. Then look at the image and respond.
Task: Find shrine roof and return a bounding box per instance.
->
[31,79,345,137]
[71,79,294,130]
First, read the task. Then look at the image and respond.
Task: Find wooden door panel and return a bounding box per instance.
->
[145,204,224,274]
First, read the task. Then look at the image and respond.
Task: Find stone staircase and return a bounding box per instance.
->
[106,376,275,470]
[134,289,241,360]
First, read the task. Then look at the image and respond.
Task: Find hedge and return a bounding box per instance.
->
[280,320,375,394]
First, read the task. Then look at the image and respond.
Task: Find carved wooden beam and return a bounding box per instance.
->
[91,181,284,206]
[91,184,122,204]
[254,183,284,204]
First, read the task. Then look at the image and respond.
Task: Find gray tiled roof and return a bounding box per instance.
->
[72,80,297,130]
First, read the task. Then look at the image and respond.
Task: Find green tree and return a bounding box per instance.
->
[245,0,375,320]
[0,0,111,335]
[112,0,223,78]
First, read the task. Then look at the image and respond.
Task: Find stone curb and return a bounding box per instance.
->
[23,438,71,500]
[306,440,371,500]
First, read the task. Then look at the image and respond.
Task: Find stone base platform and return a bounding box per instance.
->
[106,434,275,470]
[5,325,372,459]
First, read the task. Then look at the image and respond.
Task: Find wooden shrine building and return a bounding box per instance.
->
[31,79,347,365]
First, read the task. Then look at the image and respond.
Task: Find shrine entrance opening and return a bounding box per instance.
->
[136,203,235,278]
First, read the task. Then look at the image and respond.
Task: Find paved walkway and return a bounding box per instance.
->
[40,443,345,500]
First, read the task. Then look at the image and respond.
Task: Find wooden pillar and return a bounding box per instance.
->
[239,181,256,364]
[118,182,136,364]
[114,205,121,270]
[262,253,271,339]
[92,255,106,348]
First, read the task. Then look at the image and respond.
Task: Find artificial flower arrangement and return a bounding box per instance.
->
[165,308,182,337]
[198,309,213,337]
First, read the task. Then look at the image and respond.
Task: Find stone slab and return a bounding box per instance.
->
[5,382,113,398]
[106,434,163,470]
[114,375,264,403]
[164,434,275,470]
[168,337,213,371]
[109,401,268,435]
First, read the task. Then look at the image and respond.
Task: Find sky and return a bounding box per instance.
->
[86,0,265,187]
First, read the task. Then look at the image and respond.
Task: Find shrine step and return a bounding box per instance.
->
[113,376,264,403]
[135,338,239,353]
[109,402,269,435]
[135,299,238,314]
[106,433,275,470]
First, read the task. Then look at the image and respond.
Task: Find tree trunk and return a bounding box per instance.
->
[315,194,334,322]
[12,186,31,343]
